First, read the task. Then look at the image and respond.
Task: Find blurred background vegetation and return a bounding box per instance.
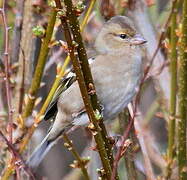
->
[0,0,187,179]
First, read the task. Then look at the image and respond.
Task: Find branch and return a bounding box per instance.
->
[118,109,138,180]
[111,106,135,180]
[167,0,178,178]
[21,7,57,123]
[177,0,187,179]
[0,0,13,143]
[55,0,113,178]
[63,134,90,180]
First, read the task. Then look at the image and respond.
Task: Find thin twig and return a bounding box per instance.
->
[118,109,138,180]
[63,134,90,180]
[0,0,13,143]
[111,106,135,180]
[111,64,146,180]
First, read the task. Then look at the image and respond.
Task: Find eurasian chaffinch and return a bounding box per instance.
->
[28,15,147,168]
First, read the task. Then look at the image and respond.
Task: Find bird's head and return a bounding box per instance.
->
[94,16,147,55]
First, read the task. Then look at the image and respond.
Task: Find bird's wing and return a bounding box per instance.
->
[44,57,95,121]
[44,71,76,121]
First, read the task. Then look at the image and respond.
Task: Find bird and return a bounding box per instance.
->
[27,15,147,169]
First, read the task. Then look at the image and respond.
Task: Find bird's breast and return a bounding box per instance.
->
[94,56,142,120]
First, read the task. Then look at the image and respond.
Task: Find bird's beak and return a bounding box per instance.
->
[130,34,147,45]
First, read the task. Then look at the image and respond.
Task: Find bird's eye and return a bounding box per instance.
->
[119,34,127,39]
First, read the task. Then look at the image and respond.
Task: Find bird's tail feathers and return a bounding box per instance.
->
[27,133,55,169]
[27,123,73,169]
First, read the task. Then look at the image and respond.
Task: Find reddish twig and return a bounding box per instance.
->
[111,111,135,180]
[0,0,13,143]
[0,130,35,179]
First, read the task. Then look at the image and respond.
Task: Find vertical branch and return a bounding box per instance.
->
[177,0,187,179]
[21,8,57,122]
[77,0,114,168]
[64,0,113,166]
[55,0,113,178]
[167,0,178,178]
[0,0,13,142]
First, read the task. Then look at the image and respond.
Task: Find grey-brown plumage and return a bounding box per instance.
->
[27,16,146,169]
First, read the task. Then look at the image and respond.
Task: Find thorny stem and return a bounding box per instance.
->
[167,0,178,179]
[0,0,13,143]
[65,0,114,171]
[35,0,97,124]
[55,0,112,178]
[63,134,90,180]
[177,0,187,179]
[83,0,115,163]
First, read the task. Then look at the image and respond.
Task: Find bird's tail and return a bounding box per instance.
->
[27,133,55,169]
[27,123,73,169]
